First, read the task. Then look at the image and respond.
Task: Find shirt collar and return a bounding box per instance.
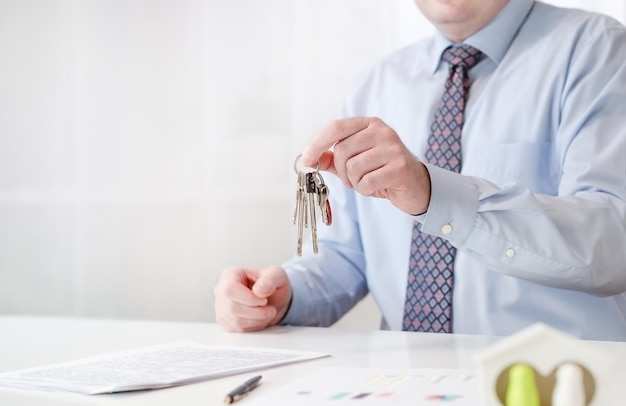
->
[431,0,535,73]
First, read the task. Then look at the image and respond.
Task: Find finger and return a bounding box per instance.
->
[216,267,268,307]
[251,266,289,299]
[216,310,276,333]
[221,320,267,333]
[333,127,381,188]
[214,293,277,332]
[317,150,336,174]
[216,299,277,324]
[301,117,371,166]
[342,138,404,193]
[352,159,394,197]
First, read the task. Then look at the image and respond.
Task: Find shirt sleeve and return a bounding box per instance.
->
[420,27,626,296]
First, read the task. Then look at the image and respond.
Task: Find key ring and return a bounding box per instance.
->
[293,154,320,174]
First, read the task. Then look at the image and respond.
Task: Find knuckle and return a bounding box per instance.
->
[357,175,375,196]
[369,116,383,127]
[345,158,358,174]
[379,125,396,140]
[220,281,239,298]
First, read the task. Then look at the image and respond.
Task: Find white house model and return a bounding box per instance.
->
[474,323,612,406]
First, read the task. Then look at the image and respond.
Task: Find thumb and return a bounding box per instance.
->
[302,150,336,174]
[251,267,287,299]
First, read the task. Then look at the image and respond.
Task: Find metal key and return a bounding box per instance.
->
[292,172,302,225]
[295,171,307,256]
[313,172,332,226]
[293,155,332,256]
[306,172,319,254]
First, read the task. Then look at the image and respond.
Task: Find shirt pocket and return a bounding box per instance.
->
[465,142,559,194]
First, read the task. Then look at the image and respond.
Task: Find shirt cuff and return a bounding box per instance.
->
[418,163,479,246]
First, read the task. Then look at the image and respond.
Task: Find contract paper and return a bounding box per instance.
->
[0,342,329,395]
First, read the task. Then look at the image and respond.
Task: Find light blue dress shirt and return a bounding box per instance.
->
[281,0,626,341]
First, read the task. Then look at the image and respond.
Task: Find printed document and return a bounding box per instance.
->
[0,342,329,394]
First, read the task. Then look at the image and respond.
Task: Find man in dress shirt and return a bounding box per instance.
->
[214,0,626,340]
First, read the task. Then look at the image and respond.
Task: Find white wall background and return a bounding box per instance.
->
[0,0,624,328]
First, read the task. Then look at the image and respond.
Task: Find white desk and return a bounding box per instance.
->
[1,316,625,405]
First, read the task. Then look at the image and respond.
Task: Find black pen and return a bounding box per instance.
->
[223,375,263,404]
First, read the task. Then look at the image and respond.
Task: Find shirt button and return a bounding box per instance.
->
[441,224,453,235]
[505,248,515,258]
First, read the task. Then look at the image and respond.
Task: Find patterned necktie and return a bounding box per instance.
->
[403,45,483,333]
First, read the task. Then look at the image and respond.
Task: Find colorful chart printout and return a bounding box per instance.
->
[248,367,478,405]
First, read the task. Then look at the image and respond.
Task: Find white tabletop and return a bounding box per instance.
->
[1,316,625,405]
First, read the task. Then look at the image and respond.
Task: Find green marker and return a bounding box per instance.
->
[505,363,540,406]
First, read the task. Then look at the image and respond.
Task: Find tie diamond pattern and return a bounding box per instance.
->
[403,45,483,333]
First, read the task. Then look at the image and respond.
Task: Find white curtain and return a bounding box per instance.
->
[0,0,623,324]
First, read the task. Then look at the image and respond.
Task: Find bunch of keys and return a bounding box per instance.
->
[293,154,332,256]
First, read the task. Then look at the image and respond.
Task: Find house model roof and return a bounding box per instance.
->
[474,323,612,406]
